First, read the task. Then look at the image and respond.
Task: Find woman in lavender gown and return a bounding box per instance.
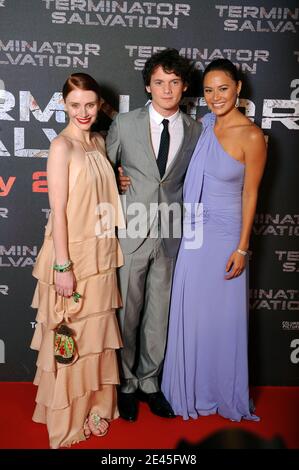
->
[162,59,267,422]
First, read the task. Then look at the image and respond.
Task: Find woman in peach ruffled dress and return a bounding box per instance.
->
[30,73,124,448]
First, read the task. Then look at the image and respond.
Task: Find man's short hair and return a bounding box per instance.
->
[142,48,194,87]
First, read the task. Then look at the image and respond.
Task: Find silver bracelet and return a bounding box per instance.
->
[237,248,247,256]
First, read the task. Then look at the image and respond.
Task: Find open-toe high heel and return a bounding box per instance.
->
[88,412,109,437]
[83,417,91,438]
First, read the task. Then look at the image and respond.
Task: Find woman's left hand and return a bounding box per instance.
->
[225,251,246,280]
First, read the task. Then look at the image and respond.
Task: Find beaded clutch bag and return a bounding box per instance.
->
[54,324,76,364]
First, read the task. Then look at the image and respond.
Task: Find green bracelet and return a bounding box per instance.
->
[53,260,72,272]
[72,291,82,303]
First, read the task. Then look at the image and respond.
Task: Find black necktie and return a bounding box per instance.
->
[157,119,170,178]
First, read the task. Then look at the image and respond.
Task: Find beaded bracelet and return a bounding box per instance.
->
[53,260,72,272]
[237,248,247,256]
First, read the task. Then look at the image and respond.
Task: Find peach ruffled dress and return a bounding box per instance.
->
[30,136,124,449]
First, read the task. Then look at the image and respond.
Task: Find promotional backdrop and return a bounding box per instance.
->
[0,0,298,384]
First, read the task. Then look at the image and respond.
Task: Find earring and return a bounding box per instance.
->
[235,95,240,108]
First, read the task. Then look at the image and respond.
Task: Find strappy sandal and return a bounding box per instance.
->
[83,417,91,438]
[88,412,109,437]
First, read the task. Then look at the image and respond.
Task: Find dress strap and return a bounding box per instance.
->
[79,140,88,153]
[79,137,98,153]
[93,137,100,152]
[201,112,216,130]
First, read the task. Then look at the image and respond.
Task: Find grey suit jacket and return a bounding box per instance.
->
[106,105,202,258]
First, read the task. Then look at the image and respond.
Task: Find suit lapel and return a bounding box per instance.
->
[162,113,191,181]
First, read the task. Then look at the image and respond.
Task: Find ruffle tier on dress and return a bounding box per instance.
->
[31,236,123,448]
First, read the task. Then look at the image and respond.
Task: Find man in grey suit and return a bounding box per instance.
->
[106,49,202,421]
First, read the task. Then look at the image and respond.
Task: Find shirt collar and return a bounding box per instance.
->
[149,103,180,126]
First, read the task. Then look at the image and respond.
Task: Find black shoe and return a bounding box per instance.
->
[139,391,175,418]
[118,392,138,421]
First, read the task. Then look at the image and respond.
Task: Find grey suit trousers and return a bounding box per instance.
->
[117,236,174,393]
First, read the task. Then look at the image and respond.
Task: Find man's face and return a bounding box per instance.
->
[146,65,187,116]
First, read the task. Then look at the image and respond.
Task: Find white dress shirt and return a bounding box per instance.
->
[149,103,184,170]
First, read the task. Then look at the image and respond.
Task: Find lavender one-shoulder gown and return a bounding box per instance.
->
[162,113,259,422]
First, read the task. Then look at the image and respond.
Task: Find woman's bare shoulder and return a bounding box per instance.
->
[240,120,265,144]
[48,134,74,165]
[51,133,74,150]
[239,119,267,163]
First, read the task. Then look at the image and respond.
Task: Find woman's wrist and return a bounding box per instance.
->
[53,260,73,272]
[236,248,247,256]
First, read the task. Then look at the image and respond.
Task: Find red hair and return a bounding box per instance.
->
[62,73,101,101]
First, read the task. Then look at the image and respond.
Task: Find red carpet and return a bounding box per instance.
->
[0,383,298,449]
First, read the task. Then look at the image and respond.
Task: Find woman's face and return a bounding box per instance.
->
[64,89,99,130]
[203,70,241,116]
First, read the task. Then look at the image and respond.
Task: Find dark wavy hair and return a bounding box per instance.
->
[62,73,101,101]
[142,48,193,86]
[203,58,239,84]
